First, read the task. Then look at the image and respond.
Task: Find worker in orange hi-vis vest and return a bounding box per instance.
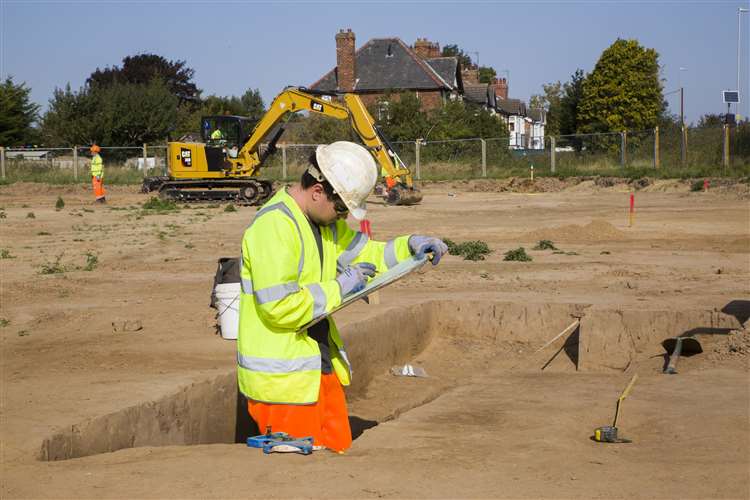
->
[89,145,106,203]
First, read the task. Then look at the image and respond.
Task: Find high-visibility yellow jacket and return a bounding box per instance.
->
[237,188,412,404]
[90,154,103,179]
[211,129,223,140]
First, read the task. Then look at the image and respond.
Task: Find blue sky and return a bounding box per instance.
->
[2,0,749,126]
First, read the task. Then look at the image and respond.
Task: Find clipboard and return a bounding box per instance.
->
[300,255,429,331]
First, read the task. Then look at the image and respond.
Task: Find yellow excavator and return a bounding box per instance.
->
[142,86,422,206]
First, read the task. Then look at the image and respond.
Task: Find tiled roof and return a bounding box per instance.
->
[310,38,455,92]
[496,97,526,116]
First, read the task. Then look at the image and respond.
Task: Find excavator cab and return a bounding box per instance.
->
[201,116,256,169]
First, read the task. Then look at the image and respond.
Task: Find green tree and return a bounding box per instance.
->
[376,92,431,142]
[0,77,40,146]
[88,53,200,103]
[200,88,265,120]
[530,81,562,136]
[42,79,177,147]
[478,66,497,84]
[441,44,473,68]
[577,39,664,137]
[697,114,723,128]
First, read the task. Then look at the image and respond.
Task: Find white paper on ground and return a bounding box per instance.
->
[299,255,428,331]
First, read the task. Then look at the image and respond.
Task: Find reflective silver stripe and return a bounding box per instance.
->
[306,283,327,318]
[338,348,353,377]
[237,353,321,373]
[254,281,300,304]
[337,232,369,269]
[384,240,398,269]
[241,277,254,294]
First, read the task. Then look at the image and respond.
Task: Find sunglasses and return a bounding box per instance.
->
[332,194,349,215]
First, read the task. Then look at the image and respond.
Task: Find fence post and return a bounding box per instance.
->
[681,124,687,166]
[653,127,660,169]
[415,140,421,180]
[281,144,287,180]
[72,146,78,180]
[550,137,556,174]
[620,131,627,167]
[142,143,148,177]
[480,139,487,178]
[723,124,730,168]
[0,146,5,180]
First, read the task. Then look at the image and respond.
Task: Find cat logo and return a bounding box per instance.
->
[311,102,324,112]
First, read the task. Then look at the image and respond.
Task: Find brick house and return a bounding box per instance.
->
[309,29,463,112]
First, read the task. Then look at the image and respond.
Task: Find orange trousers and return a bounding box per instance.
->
[248,373,352,452]
[92,176,106,200]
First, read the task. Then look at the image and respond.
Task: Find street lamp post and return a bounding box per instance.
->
[738,8,749,118]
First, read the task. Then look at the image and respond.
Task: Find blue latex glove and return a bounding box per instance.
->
[336,262,377,297]
[408,235,449,265]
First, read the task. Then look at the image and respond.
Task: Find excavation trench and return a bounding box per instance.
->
[39,300,742,461]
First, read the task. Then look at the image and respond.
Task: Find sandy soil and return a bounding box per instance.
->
[1,179,749,499]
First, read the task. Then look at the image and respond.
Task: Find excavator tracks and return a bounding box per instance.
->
[141,178,274,206]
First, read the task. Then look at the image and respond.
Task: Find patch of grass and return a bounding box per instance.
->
[690,179,705,192]
[142,197,178,212]
[55,196,65,210]
[0,249,16,259]
[37,231,51,236]
[224,203,237,212]
[83,251,98,271]
[0,211,6,219]
[533,239,557,250]
[40,253,67,274]
[503,247,532,262]
[443,238,492,261]
[17,330,29,337]
[184,242,195,249]
[26,212,35,219]
[0,318,9,327]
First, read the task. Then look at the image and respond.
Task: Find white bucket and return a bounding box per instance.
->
[214,282,241,340]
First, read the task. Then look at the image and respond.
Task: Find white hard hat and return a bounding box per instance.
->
[315,141,377,220]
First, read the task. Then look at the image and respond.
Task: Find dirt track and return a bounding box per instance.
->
[1,179,748,498]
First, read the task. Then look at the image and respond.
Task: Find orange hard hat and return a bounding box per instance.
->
[90,144,100,153]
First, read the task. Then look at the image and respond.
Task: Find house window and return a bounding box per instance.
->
[508,122,515,132]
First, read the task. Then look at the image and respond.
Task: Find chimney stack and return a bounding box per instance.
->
[336,28,356,92]
[428,42,441,58]
[462,67,479,85]
[413,37,432,59]
[491,77,508,100]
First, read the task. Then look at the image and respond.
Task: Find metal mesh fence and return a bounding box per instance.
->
[1,124,748,184]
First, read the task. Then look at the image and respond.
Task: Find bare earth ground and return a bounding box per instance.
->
[1,179,749,499]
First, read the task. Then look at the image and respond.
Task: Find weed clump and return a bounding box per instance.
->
[1,249,15,259]
[503,247,532,262]
[690,179,705,192]
[443,238,492,261]
[26,212,35,219]
[533,239,557,250]
[55,196,65,210]
[83,252,98,271]
[224,203,237,212]
[40,254,67,274]
[142,197,178,212]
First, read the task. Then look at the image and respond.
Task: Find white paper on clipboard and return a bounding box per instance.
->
[300,255,429,331]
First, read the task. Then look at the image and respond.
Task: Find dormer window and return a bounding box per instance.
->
[386,43,394,58]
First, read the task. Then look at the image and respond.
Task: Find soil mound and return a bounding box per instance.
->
[523,219,628,243]
[707,329,750,362]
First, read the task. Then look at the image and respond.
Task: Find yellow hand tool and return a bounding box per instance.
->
[593,373,638,443]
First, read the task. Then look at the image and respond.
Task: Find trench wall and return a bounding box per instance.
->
[39,301,743,461]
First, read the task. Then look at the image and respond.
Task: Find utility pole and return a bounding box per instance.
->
[739,8,749,118]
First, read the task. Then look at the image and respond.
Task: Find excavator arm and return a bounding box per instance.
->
[228,87,421,204]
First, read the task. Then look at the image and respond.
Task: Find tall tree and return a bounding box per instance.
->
[559,69,585,136]
[478,66,497,84]
[0,77,40,145]
[441,44,473,68]
[530,81,563,136]
[88,53,200,103]
[577,39,664,135]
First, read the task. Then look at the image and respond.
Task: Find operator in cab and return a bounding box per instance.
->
[237,141,447,453]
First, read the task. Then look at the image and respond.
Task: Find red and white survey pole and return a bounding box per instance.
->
[628,192,635,227]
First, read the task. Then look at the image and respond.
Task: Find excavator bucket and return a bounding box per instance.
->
[386,184,423,205]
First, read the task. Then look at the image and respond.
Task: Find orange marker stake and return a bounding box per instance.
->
[703,179,709,192]
[628,193,635,227]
